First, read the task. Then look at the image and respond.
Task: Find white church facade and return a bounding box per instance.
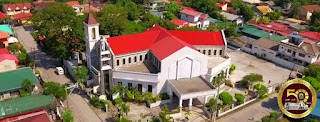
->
[84,13,231,108]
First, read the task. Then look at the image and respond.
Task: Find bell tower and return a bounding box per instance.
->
[84,13,100,68]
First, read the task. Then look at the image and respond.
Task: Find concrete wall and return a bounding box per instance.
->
[113,50,148,67]
[251,45,277,61]
[278,45,318,64]
[0,60,16,72]
[193,45,225,57]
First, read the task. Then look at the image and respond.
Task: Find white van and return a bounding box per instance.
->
[56,67,64,75]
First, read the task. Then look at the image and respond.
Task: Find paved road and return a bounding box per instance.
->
[13,26,69,84]
[14,26,102,122]
[217,94,279,122]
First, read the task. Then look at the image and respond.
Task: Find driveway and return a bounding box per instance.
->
[13,26,69,84]
[227,48,291,87]
[217,94,279,122]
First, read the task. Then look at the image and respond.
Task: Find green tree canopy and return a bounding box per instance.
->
[72,66,88,84]
[310,11,320,32]
[95,5,129,36]
[302,76,320,91]
[304,64,320,81]
[31,3,85,59]
[183,0,219,14]
[234,93,245,104]
[239,5,255,21]
[266,10,281,20]
[62,108,74,122]
[165,2,183,17]
[123,2,144,21]
[242,73,263,88]
[253,84,268,97]
[22,79,33,93]
[219,92,233,105]
[43,82,68,101]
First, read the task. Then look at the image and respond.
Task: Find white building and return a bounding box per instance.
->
[84,13,231,109]
[180,7,210,29]
[3,3,31,16]
[220,12,244,25]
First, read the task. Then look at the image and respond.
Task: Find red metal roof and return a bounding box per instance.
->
[0,48,10,55]
[67,1,80,6]
[33,1,55,10]
[0,31,10,39]
[3,3,31,10]
[200,14,208,19]
[107,25,225,60]
[85,13,98,25]
[180,7,203,17]
[12,13,33,20]
[301,4,320,12]
[0,109,50,122]
[299,31,320,41]
[171,19,189,26]
[0,12,6,20]
[0,54,19,64]
[249,22,294,36]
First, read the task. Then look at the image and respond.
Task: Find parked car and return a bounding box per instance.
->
[56,67,64,75]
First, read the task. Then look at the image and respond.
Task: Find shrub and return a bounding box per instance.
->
[90,97,107,109]
[125,91,133,100]
[219,92,233,105]
[35,70,40,75]
[270,111,278,117]
[134,91,143,102]
[145,92,155,103]
[209,98,216,107]
[43,82,67,101]
[7,44,19,53]
[114,98,123,105]
[229,64,236,74]
[234,93,245,104]
[254,84,268,98]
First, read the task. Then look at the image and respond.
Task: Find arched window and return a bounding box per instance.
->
[91,28,96,40]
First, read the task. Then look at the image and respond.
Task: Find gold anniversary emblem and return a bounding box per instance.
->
[277,79,317,119]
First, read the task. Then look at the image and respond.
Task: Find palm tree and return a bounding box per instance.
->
[111,84,127,98]
[211,70,227,122]
[119,103,130,117]
[185,110,192,120]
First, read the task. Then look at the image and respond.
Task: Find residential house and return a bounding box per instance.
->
[220,12,244,25]
[2,3,31,16]
[249,22,294,36]
[171,19,189,29]
[67,1,84,15]
[11,13,33,23]
[84,14,231,109]
[254,5,273,16]
[0,67,39,101]
[180,7,210,28]
[299,31,320,42]
[276,18,307,31]
[145,0,166,11]
[216,3,231,11]
[0,48,18,72]
[251,38,279,60]
[33,1,55,10]
[0,95,54,119]
[0,32,10,48]
[299,4,320,20]
[0,110,52,122]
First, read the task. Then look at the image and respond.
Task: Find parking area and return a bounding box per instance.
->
[227,48,291,87]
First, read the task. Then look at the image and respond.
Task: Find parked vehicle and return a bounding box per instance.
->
[56,67,64,75]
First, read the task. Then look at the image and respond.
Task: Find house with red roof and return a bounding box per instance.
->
[180,7,210,28]
[11,12,33,23]
[299,4,320,20]
[67,1,84,14]
[171,19,189,28]
[0,31,10,48]
[216,3,231,11]
[249,22,294,36]
[2,3,31,16]
[84,14,231,109]
[0,109,51,122]
[299,31,320,41]
[0,48,18,72]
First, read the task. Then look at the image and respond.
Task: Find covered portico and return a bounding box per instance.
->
[167,77,218,110]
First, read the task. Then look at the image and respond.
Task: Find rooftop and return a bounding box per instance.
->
[253,38,279,51]
[3,3,31,10]
[115,61,159,74]
[0,109,51,122]
[0,25,13,35]
[256,5,273,15]
[299,31,320,41]
[0,95,54,118]
[249,22,294,36]
[67,1,80,6]
[0,67,38,93]
[170,77,214,94]
[220,12,242,21]
[180,7,203,17]
[12,13,33,21]
[171,19,189,26]
[0,31,9,39]
[208,57,228,68]
[301,4,320,12]
[240,26,286,42]
[0,12,5,20]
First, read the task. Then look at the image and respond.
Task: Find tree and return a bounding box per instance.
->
[225,25,239,37]
[239,5,255,21]
[159,19,177,30]
[183,0,218,14]
[302,76,320,91]
[96,5,129,36]
[209,11,227,22]
[21,79,33,93]
[304,64,320,81]
[72,66,88,87]
[310,11,320,32]
[266,10,281,20]
[31,3,85,59]
[111,84,127,98]
[165,2,182,17]
[219,92,233,105]
[163,12,177,20]
[256,16,270,24]
[303,118,320,122]
[124,2,143,21]
[234,93,245,104]
[289,1,301,18]
[62,108,74,122]
[7,44,19,54]
[159,104,170,122]
[90,96,108,109]
[229,64,236,74]
[229,0,243,9]
[253,84,268,97]
[18,52,28,65]
[43,82,68,101]
[211,70,227,121]
[242,73,263,89]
